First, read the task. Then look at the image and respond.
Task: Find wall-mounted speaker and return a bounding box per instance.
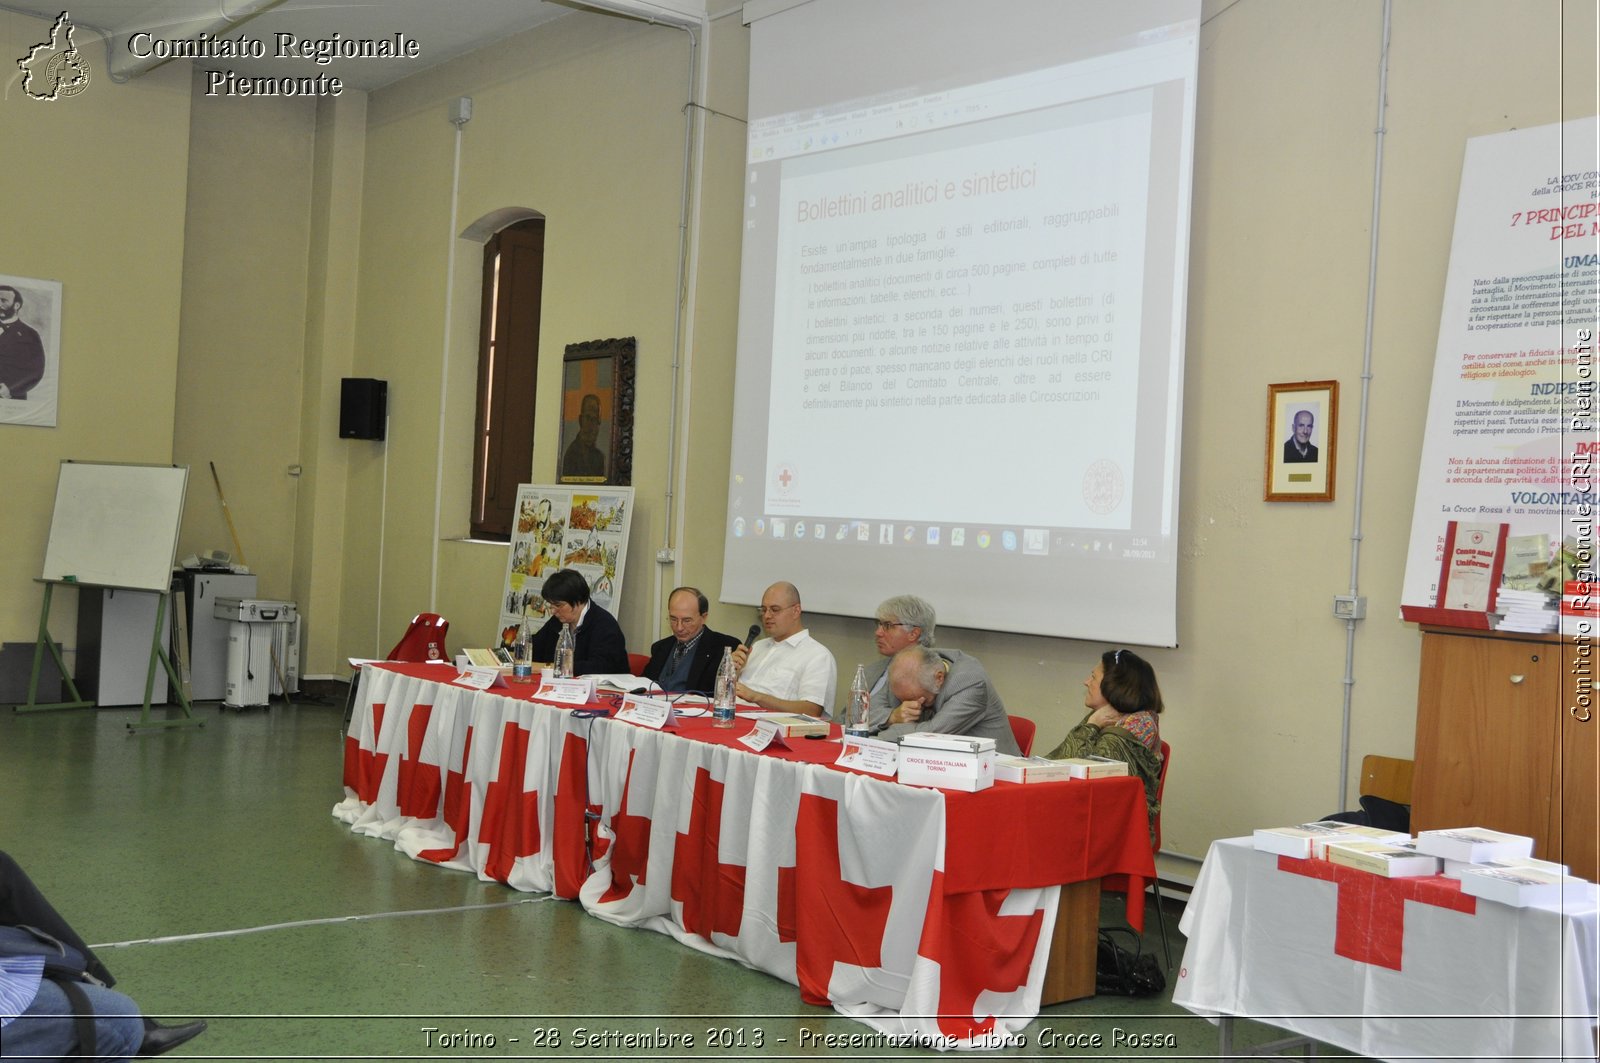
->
[339,378,387,441]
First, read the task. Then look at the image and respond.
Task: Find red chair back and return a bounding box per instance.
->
[1009,715,1037,756]
[628,652,650,676]
[1153,739,1171,851]
[387,613,450,663]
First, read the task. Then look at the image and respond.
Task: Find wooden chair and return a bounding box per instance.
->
[1361,754,1413,805]
[1009,716,1037,756]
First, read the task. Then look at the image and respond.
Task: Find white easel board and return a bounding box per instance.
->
[40,461,188,592]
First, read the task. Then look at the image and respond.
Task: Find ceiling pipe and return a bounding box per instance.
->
[107,0,286,80]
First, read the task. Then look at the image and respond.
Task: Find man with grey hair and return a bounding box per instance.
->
[878,643,1020,755]
[865,595,936,728]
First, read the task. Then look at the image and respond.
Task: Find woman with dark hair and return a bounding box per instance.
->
[527,568,629,676]
[1046,648,1165,836]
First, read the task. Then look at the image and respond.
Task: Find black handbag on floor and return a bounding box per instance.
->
[1095,926,1166,997]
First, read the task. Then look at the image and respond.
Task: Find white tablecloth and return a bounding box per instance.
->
[1174,837,1600,1063]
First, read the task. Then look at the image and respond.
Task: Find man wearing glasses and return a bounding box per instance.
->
[642,586,741,693]
[730,581,838,717]
[865,595,936,729]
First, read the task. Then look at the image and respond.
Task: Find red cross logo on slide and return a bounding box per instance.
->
[775,464,796,492]
[1279,856,1476,970]
[776,793,895,1005]
[671,768,748,938]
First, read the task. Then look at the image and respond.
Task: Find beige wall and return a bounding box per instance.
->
[0,11,192,665]
[2,2,1594,868]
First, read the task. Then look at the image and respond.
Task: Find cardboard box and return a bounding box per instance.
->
[898,748,995,792]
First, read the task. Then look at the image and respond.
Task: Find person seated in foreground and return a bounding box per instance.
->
[730,581,837,717]
[0,850,207,1059]
[876,644,1021,755]
[642,586,742,693]
[864,595,937,729]
[1047,648,1165,835]
[528,568,629,676]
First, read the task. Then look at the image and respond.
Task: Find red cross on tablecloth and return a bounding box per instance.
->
[671,767,748,939]
[478,721,543,883]
[599,750,653,904]
[416,725,475,865]
[1279,856,1478,970]
[343,700,388,803]
[926,877,1046,1039]
[396,704,440,818]
[776,793,896,1005]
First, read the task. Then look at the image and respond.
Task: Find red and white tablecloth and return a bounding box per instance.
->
[1174,837,1600,1063]
[334,664,1154,1050]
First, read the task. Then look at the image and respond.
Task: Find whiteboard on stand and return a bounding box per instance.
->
[39,461,189,592]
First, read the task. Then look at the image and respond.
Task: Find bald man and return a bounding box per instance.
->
[730,581,838,717]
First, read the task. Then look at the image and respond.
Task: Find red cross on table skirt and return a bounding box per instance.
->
[477,720,544,884]
[415,724,475,865]
[599,749,653,905]
[343,700,388,803]
[671,767,748,939]
[776,793,896,1006]
[395,703,440,818]
[925,877,1045,1040]
[1279,856,1478,970]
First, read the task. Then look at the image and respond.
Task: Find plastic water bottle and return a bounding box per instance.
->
[845,663,872,737]
[511,618,534,683]
[555,622,576,679]
[712,646,736,728]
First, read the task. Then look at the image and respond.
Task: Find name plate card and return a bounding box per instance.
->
[534,676,596,705]
[837,736,899,777]
[616,694,676,730]
[738,718,791,753]
[454,667,505,691]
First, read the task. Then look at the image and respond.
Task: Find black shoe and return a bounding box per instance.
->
[138,1018,208,1057]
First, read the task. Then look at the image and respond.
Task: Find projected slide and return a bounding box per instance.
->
[767,95,1150,527]
[725,0,1199,646]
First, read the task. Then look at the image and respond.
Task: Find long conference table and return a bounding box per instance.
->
[334,663,1155,1049]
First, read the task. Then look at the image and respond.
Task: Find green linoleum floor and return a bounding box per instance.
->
[0,696,1339,1061]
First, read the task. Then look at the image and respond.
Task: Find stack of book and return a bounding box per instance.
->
[1324,839,1441,878]
[1414,827,1534,864]
[1252,821,1409,860]
[743,711,830,738]
[898,732,996,792]
[1056,755,1130,779]
[1456,864,1597,907]
[992,754,1077,784]
[1493,588,1559,633]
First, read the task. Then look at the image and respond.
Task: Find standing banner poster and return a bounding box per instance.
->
[1401,118,1597,620]
[496,485,634,650]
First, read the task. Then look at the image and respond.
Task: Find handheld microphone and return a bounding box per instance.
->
[744,623,761,648]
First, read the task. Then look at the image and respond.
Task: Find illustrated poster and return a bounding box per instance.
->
[1401,118,1598,612]
[496,484,634,650]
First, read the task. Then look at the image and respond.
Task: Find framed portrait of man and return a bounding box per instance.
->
[1265,380,1338,502]
[558,336,635,486]
[0,273,61,428]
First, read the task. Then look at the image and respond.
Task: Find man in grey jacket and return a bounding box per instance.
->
[877,644,1020,755]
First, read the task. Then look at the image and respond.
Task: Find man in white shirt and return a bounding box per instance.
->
[731,581,837,717]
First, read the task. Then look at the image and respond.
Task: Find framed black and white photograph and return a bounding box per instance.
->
[1265,380,1338,502]
[0,273,61,428]
[557,336,635,486]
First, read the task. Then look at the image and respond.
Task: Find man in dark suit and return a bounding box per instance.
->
[529,568,628,675]
[643,586,741,693]
[0,285,45,400]
[1282,409,1319,463]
